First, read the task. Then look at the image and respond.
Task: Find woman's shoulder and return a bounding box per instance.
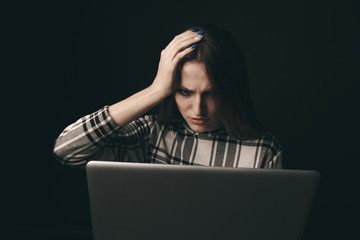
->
[256,131,282,154]
[239,130,282,153]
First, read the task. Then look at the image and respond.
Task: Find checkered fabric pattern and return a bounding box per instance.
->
[54,106,282,168]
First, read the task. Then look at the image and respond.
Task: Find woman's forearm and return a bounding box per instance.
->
[108,85,167,127]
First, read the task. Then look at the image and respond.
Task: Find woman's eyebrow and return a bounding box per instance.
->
[178,86,193,92]
[178,86,213,93]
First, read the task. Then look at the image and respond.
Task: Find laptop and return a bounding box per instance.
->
[86,161,320,240]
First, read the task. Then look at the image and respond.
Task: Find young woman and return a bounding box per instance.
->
[54,23,282,168]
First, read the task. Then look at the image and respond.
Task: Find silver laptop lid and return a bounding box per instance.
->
[86,161,320,240]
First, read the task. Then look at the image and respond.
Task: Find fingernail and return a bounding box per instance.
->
[191,28,199,32]
[190,44,198,49]
[196,30,205,35]
[194,35,203,40]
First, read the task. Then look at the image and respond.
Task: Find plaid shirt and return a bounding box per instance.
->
[54,106,282,168]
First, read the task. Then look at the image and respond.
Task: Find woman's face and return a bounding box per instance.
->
[174,61,223,133]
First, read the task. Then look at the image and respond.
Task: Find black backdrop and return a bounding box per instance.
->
[3,0,359,239]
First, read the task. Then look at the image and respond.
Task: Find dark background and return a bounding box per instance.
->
[2,0,359,239]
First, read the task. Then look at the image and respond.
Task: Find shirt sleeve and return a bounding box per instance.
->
[258,132,283,169]
[53,106,154,167]
[268,150,283,169]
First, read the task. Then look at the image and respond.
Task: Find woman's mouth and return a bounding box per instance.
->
[190,117,208,125]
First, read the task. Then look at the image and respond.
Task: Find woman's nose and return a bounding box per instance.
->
[192,95,206,116]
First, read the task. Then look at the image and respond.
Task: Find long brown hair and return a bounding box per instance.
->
[156,23,262,139]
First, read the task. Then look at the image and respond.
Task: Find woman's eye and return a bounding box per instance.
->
[205,91,213,97]
[179,89,191,96]
[203,91,213,98]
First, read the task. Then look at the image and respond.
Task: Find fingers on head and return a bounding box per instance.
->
[165,30,203,61]
[174,30,194,40]
[171,34,202,54]
[173,47,194,62]
[171,30,201,47]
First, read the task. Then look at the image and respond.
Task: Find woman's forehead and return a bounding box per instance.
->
[180,61,212,90]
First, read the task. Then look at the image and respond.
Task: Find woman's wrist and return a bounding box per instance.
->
[149,81,172,100]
